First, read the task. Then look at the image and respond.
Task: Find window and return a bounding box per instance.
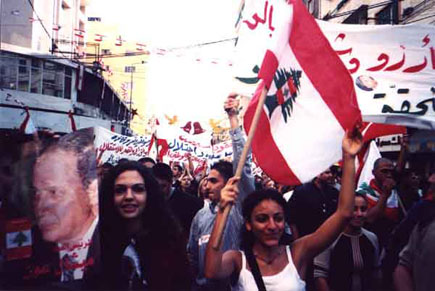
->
[343,5,368,24]
[31,59,42,94]
[64,67,72,99]
[376,3,398,24]
[18,58,30,92]
[0,54,17,90]
[42,62,64,97]
[0,53,73,99]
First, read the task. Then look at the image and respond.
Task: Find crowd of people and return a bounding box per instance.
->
[0,95,434,291]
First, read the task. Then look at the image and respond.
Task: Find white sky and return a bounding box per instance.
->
[87,0,241,129]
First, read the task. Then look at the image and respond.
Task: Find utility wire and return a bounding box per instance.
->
[42,37,237,61]
[402,14,435,24]
[26,0,52,42]
[323,0,393,19]
[26,0,68,59]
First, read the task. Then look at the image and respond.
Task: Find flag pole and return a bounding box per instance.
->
[212,85,268,249]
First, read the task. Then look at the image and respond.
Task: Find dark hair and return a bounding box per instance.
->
[117,158,130,165]
[38,127,96,190]
[210,160,233,183]
[240,189,288,250]
[373,157,393,170]
[355,192,368,204]
[99,161,189,289]
[101,162,113,169]
[152,162,173,182]
[138,157,156,166]
[100,161,180,239]
[172,164,183,173]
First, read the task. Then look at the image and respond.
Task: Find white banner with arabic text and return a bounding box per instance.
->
[234,1,435,129]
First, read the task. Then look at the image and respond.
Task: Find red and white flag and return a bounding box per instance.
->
[115,35,125,46]
[5,218,32,261]
[360,122,406,143]
[74,29,85,38]
[19,107,37,135]
[136,43,146,51]
[355,122,406,180]
[243,0,361,185]
[94,33,105,42]
[68,110,77,132]
[356,140,382,188]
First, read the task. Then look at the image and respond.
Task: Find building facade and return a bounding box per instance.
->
[0,0,131,135]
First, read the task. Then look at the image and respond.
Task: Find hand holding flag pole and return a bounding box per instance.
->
[211,84,268,250]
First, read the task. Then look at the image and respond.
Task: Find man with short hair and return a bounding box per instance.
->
[4,128,101,288]
[187,94,254,291]
[357,157,401,247]
[172,164,183,183]
[153,162,203,241]
[286,167,339,239]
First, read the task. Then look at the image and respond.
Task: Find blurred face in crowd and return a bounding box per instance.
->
[33,149,95,243]
[317,169,335,185]
[349,196,368,229]
[172,165,182,179]
[155,177,172,199]
[373,160,394,186]
[404,171,420,190]
[204,169,226,204]
[198,177,208,200]
[114,170,147,219]
[246,199,285,247]
[263,179,276,190]
[180,176,192,190]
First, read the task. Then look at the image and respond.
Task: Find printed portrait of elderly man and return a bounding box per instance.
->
[2,128,101,289]
[355,75,378,92]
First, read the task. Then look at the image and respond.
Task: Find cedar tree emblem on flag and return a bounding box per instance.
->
[264,67,302,122]
[242,0,361,185]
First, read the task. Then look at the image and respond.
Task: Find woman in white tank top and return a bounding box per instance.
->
[204,129,363,291]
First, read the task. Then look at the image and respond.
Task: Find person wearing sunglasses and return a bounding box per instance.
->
[99,161,191,290]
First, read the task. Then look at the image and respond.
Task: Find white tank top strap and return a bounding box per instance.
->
[240,250,247,270]
[232,246,306,291]
[286,245,293,263]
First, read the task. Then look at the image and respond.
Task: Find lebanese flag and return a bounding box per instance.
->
[95,34,105,42]
[136,43,146,51]
[243,0,361,185]
[5,218,32,261]
[74,29,85,38]
[115,35,125,46]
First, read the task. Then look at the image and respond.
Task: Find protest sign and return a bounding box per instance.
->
[234,2,435,129]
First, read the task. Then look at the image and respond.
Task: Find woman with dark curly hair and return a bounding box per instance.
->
[99,161,191,290]
[205,129,362,291]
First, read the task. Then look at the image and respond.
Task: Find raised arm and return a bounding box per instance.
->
[224,94,255,208]
[204,177,241,279]
[292,127,363,266]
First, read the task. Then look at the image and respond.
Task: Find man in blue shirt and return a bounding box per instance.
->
[187,94,254,291]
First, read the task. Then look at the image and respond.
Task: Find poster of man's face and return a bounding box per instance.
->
[0,128,100,288]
